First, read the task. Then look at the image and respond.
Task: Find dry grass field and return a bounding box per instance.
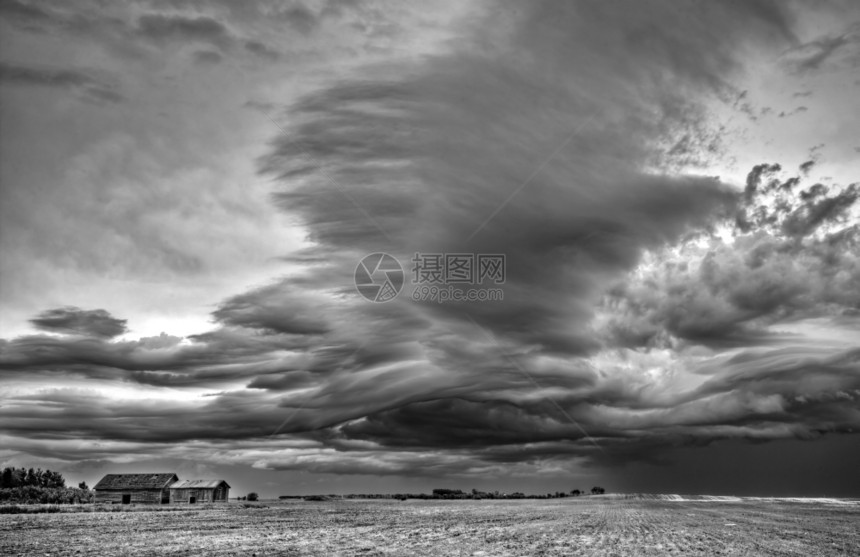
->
[2,496,858,556]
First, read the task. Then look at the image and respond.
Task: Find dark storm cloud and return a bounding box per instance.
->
[3,341,856,470]
[340,398,596,449]
[211,283,330,335]
[4,0,859,483]
[234,0,855,468]
[0,388,293,444]
[29,307,128,339]
[254,0,798,380]
[336,344,860,450]
[0,323,315,385]
[246,371,316,391]
[599,170,860,350]
[782,184,858,237]
[260,1,779,360]
[0,63,124,103]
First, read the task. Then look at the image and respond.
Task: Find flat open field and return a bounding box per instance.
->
[2,496,858,556]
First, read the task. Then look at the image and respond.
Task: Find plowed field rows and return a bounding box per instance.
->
[2,497,858,556]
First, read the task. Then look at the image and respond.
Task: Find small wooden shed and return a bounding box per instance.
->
[169,479,230,503]
[93,473,178,504]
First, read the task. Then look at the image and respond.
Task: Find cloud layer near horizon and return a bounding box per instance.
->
[1,0,859,491]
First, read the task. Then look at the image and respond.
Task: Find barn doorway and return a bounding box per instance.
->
[189,496,197,504]
[122,494,131,504]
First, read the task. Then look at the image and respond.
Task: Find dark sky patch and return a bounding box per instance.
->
[0,63,124,103]
[29,307,128,339]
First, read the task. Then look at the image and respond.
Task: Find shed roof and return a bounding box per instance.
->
[169,479,230,489]
[94,473,178,490]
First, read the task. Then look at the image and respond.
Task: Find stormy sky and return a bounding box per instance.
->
[1,0,859,497]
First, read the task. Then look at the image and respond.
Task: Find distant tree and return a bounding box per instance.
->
[1,468,13,488]
[42,470,65,488]
[246,492,259,501]
[591,486,605,495]
[78,481,89,490]
[432,488,465,499]
[571,489,581,496]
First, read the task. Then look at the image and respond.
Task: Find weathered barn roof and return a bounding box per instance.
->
[169,479,230,489]
[94,473,178,490]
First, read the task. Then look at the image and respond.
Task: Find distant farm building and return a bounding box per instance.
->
[93,474,230,504]
[169,479,230,504]
[93,473,178,504]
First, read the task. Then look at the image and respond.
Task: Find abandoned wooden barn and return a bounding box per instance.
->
[169,479,230,503]
[93,473,178,504]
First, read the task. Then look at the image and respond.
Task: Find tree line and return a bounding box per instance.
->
[1,467,67,489]
[0,467,93,504]
[281,487,608,501]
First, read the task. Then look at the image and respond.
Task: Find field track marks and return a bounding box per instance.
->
[2,498,859,556]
